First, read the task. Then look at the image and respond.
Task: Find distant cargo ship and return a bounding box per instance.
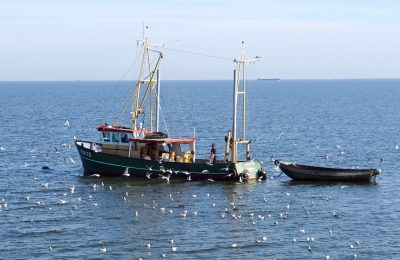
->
[257,78,280,81]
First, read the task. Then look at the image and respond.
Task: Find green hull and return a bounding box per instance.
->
[75,141,265,181]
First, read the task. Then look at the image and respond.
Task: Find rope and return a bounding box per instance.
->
[163,47,232,61]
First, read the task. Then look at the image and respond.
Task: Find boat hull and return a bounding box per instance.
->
[75,141,265,181]
[276,160,379,182]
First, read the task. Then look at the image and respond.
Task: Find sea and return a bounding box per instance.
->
[0,79,399,259]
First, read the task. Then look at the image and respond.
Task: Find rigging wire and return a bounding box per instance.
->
[163,47,232,61]
[105,46,140,125]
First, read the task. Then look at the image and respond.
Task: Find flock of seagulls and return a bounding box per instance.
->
[0,119,389,258]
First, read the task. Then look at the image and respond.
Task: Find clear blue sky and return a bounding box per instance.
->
[1,0,399,80]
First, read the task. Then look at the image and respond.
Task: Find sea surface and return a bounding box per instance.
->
[0,79,399,259]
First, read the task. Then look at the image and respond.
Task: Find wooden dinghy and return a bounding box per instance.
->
[275,160,380,182]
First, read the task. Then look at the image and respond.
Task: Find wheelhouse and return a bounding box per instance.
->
[128,137,196,163]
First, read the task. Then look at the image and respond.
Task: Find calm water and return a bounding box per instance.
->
[0,80,399,259]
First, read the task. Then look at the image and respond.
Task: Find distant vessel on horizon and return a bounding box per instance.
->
[257,78,280,81]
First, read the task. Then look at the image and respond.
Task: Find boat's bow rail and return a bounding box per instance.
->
[75,140,102,153]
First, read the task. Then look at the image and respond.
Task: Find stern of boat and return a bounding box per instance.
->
[234,160,265,181]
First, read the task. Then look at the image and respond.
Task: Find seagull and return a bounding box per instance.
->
[159,174,171,183]
[91,174,100,177]
[201,170,209,174]
[181,171,190,175]
[69,186,75,193]
[220,165,230,171]
[146,165,153,171]
[64,120,70,126]
[54,148,60,154]
[0,145,5,151]
[122,168,130,177]
[99,241,106,252]
[146,172,152,179]
[333,212,339,218]
[186,175,191,181]
[42,182,49,188]
[224,172,235,178]
[207,178,214,182]
[171,246,177,252]
[231,243,238,248]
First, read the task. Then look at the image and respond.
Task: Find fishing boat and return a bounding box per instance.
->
[74,34,266,182]
[275,160,380,182]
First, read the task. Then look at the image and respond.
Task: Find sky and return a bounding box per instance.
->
[1,0,400,80]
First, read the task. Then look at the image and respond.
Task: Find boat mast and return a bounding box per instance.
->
[131,29,164,132]
[230,42,259,163]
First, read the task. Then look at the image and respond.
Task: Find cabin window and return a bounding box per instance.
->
[112,132,120,143]
[180,143,191,154]
[121,133,129,143]
[102,132,110,142]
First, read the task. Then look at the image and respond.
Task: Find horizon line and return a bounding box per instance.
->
[1,77,400,82]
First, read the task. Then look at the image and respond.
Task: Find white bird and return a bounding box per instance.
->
[122,168,130,177]
[220,165,230,171]
[42,182,49,188]
[0,145,5,151]
[356,240,360,245]
[231,243,237,248]
[181,170,190,175]
[300,229,306,234]
[326,255,330,260]
[171,246,177,252]
[91,174,100,177]
[396,144,399,150]
[69,186,75,193]
[207,178,214,182]
[146,172,152,179]
[168,238,174,244]
[201,170,209,174]
[159,174,171,183]
[99,241,106,252]
[350,244,354,249]
[329,229,333,235]
[64,120,70,126]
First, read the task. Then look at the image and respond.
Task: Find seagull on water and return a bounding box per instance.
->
[99,241,106,252]
[91,174,100,177]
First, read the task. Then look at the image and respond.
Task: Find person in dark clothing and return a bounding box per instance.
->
[209,144,217,164]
